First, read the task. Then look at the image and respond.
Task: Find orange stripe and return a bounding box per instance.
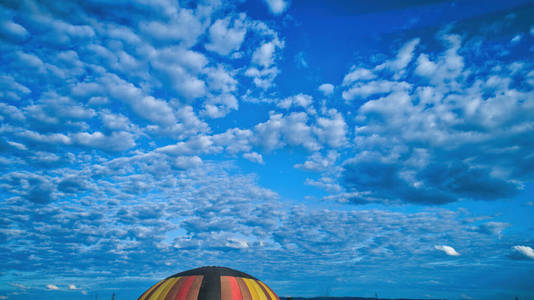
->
[221,276,233,300]
[164,277,184,300]
[235,277,252,300]
[256,280,272,300]
[176,276,195,300]
[228,276,242,300]
[185,275,202,300]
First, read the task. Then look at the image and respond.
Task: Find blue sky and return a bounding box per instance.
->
[1,0,534,299]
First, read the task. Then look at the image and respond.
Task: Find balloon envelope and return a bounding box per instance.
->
[138,266,279,300]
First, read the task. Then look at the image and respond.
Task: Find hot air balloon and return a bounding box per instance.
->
[138,266,279,300]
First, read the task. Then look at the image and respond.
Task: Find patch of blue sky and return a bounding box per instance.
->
[1,0,534,299]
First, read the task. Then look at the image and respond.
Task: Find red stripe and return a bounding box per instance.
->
[228,277,242,300]
[175,276,196,300]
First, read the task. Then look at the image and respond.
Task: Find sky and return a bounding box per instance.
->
[1,0,534,299]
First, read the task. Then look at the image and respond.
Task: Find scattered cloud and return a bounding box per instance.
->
[318,83,334,96]
[46,284,59,291]
[243,152,264,164]
[509,245,534,260]
[205,14,248,56]
[263,0,289,15]
[434,245,460,256]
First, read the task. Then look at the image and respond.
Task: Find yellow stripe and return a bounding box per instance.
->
[149,277,179,299]
[244,278,267,300]
[140,280,163,300]
[243,278,259,300]
[258,280,277,300]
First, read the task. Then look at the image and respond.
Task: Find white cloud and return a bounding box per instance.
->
[205,14,247,56]
[342,67,376,85]
[415,34,464,85]
[212,128,253,154]
[46,284,59,290]
[476,222,509,238]
[150,50,207,99]
[376,38,420,73]
[318,83,334,96]
[18,130,72,145]
[342,80,411,101]
[243,152,264,164]
[139,7,207,47]
[0,20,29,41]
[206,65,237,93]
[305,176,342,192]
[252,39,283,68]
[415,53,438,77]
[0,75,31,101]
[295,151,338,172]
[130,96,176,125]
[510,34,522,44]
[173,156,202,169]
[73,131,136,151]
[7,141,27,151]
[100,111,131,131]
[157,135,216,156]
[203,94,238,118]
[511,245,534,260]
[294,51,308,68]
[263,0,289,15]
[244,66,279,89]
[68,284,79,290]
[277,93,312,109]
[434,245,460,256]
[313,109,347,148]
[254,112,320,151]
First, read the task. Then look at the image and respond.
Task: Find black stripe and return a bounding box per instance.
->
[168,266,257,280]
[196,268,221,300]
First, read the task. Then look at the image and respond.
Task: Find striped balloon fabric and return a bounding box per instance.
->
[138,266,279,300]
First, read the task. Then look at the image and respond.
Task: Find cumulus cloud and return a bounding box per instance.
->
[476,222,509,238]
[205,14,247,56]
[243,152,264,164]
[434,245,460,256]
[318,83,334,96]
[510,34,522,44]
[202,94,238,118]
[376,38,420,73]
[414,34,465,85]
[509,245,534,260]
[295,151,338,172]
[277,93,312,109]
[252,38,284,68]
[342,80,411,101]
[343,67,376,85]
[254,112,320,151]
[263,0,289,15]
[73,131,136,152]
[173,156,203,169]
[313,109,347,148]
[340,33,534,205]
[0,20,29,41]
